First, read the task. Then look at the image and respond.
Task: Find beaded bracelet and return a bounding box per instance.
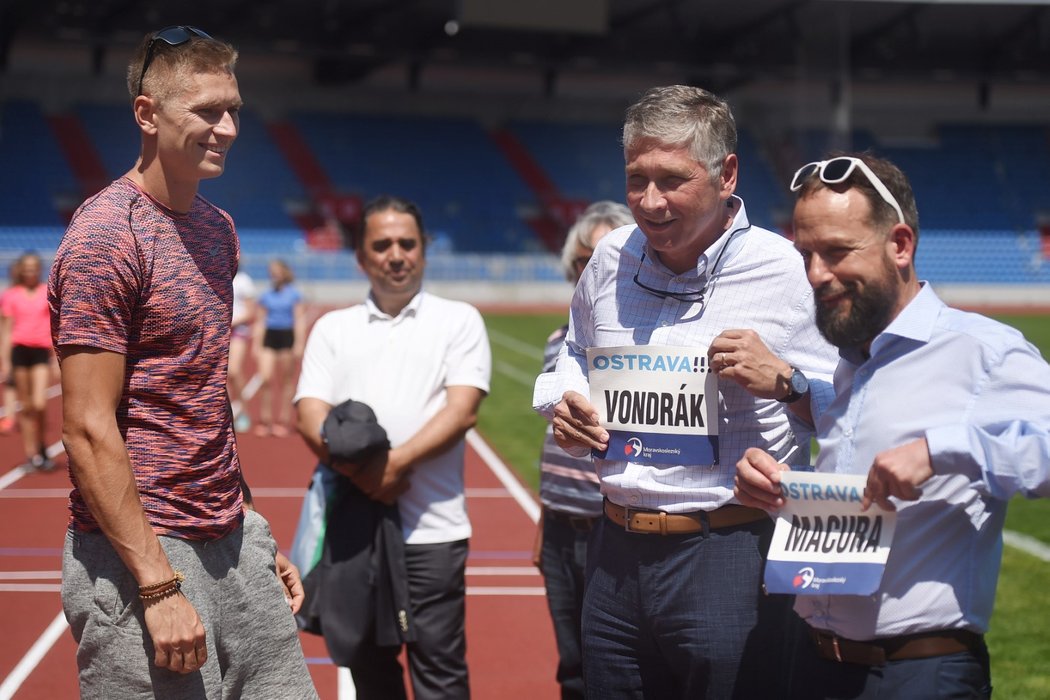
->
[138,570,185,601]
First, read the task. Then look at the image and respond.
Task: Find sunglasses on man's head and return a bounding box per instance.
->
[789,156,905,225]
[136,25,213,97]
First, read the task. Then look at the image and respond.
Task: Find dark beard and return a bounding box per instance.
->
[815,274,898,350]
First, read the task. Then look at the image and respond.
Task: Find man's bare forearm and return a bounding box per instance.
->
[61,348,175,586]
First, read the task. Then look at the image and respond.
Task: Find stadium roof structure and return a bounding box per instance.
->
[3,0,1050,124]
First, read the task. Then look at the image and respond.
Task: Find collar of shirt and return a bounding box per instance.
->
[365,289,424,323]
[840,281,937,366]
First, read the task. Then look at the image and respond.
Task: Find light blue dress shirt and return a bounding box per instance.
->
[534,197,839,513]
[798,283,1050,640]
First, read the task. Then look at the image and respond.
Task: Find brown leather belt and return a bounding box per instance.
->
[603,500,767,535]
[808,627,984,667]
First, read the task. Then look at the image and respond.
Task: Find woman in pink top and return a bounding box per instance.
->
[0,261,19,434]
[0,253,56,470]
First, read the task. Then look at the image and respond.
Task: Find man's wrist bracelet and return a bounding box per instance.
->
[138,570,185,599]
[139,582,183,602]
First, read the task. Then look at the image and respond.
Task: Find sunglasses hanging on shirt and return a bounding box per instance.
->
[631,223,750,304]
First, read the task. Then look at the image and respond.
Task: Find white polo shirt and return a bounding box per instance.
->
[294,290,491,545]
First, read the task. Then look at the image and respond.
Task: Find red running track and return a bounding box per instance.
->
[0,390,559,698]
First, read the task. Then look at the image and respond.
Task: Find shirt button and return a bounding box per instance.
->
[629,495,640,504]
[844,428,853,437]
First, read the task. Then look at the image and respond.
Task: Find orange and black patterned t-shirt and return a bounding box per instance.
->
[49,177,243,540]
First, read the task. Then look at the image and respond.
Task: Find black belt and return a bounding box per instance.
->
[544,508,600,532]
[808,626,984,666]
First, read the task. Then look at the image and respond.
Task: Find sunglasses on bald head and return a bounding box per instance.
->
[789,156,905,225]
[136,25,213,96]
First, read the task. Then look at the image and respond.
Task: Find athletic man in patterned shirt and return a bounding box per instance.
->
[48,26,316,698]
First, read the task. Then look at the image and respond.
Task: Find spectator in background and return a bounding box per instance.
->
[534,200,634,700]
[1,252,57,471]
[295,194,491,700]
[48,25,316,698]
[533,85,839,699]
[0,260,21,435]
[229,267,256,432]
[253,258,304,437]
[732,152,1050,699]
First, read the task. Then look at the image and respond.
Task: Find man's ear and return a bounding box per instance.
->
[888,223,917,270]
[719,153,738,200]
[133,95,159,135]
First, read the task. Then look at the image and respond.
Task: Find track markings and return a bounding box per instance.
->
[487,329,544,362]
[466,566,538,576]
[1003,530,1050,562]
[0,611,68,700]
[466,430,540,523]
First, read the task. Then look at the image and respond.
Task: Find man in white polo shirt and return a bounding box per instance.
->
[294,194,491,700]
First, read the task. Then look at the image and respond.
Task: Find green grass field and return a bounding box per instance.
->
[478,309,1050,699]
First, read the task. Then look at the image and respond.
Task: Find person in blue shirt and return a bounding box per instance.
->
[724,152,1050,699]
[253,258,305,437]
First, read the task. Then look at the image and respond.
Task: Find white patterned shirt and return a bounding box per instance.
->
[534,196,838,513]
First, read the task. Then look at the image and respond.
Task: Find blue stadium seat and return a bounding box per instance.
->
[0,102,77,226]
[292,113,535,252]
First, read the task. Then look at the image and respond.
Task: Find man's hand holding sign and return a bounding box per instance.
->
[735,449,898,596]
[735,440,935,514]
[552,391,609,453]
[861,438,934,511]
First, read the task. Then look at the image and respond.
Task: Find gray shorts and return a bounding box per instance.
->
[62,509,318,700]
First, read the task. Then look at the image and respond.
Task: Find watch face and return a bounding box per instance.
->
[790,369,809,394]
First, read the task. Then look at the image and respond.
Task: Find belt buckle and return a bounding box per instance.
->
[816,631,844,663]
[622,506,638,533]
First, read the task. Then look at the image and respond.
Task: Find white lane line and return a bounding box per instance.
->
[0,571,61,580]
[1003,529,1050,562]
[467,430,540,524]
[487,329,544,362]
[249,487,310,498]
[0,584,62,593]
[466,587,546,596]
[242,373,262,401]
[493,359,537,389]
[0,466,32,491]
[0,489,69,499]
[0,444,65,494]
[0,610,68,700]
[466,566,540,576]
[465,487,511,498]
[462,431,544,601]
[0,382,67,492]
